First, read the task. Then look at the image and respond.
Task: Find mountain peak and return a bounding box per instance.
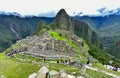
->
[53,9,72,30]
[57,9,67,15]
[55,9,70,21]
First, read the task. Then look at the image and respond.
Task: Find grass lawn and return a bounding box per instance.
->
[86,69,114,78]
[0,53,40,78]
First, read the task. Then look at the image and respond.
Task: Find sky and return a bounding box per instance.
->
[0,0,120,17]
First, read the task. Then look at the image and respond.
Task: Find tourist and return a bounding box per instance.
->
[112,64,118,71]
[109,61,113,66]
[87,56,90,64]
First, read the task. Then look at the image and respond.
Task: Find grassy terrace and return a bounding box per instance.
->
[0,53,40,78]
[48,30,67,41]
[0,53,81,77]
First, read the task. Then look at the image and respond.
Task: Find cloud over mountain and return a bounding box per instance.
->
[97,7,120,16]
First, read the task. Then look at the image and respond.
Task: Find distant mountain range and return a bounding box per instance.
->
[0,15,53,51]
[74,14,120,48]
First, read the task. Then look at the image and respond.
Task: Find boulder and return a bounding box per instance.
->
[60,70,67,78]
[36,66,49,78]
[28,73,37,78]
[38,66,49,73]
[71,72,76,75]
[49,70,59,78]
[0,75,6,78]
[77,76,84,78]
[67,74,76,78]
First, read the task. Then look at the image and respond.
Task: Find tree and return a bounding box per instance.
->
[35,21,46,34]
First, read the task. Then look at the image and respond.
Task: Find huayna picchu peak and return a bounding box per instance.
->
[52,9,100,47]
[55,9,69,20]
[53,9,73,31]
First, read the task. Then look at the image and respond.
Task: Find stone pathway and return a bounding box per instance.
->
[85,65,120,78]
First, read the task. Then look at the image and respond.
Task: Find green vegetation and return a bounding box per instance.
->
[1,52,119,78]
[93,63,120,76]
[14,54,43,61]
[87,42,120,67]
[0,53,81,77]
[14,54,81,75]
[47,63,80,76]
[0,53,40,78]
[86,69,114,78]
[87,42,113,64]
[105,40,120,60]
[35,21,46,35]
[48,30,67,41]
[4,43,21,54]
[48,30,88,59]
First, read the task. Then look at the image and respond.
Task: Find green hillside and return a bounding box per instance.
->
[0,53,40,78]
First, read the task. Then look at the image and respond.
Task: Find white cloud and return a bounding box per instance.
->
[0,0,120,16]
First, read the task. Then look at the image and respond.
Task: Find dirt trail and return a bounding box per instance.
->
[86,65,120,78]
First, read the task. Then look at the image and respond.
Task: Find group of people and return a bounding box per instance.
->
[87,57,118,72]
[109,61,118,71]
